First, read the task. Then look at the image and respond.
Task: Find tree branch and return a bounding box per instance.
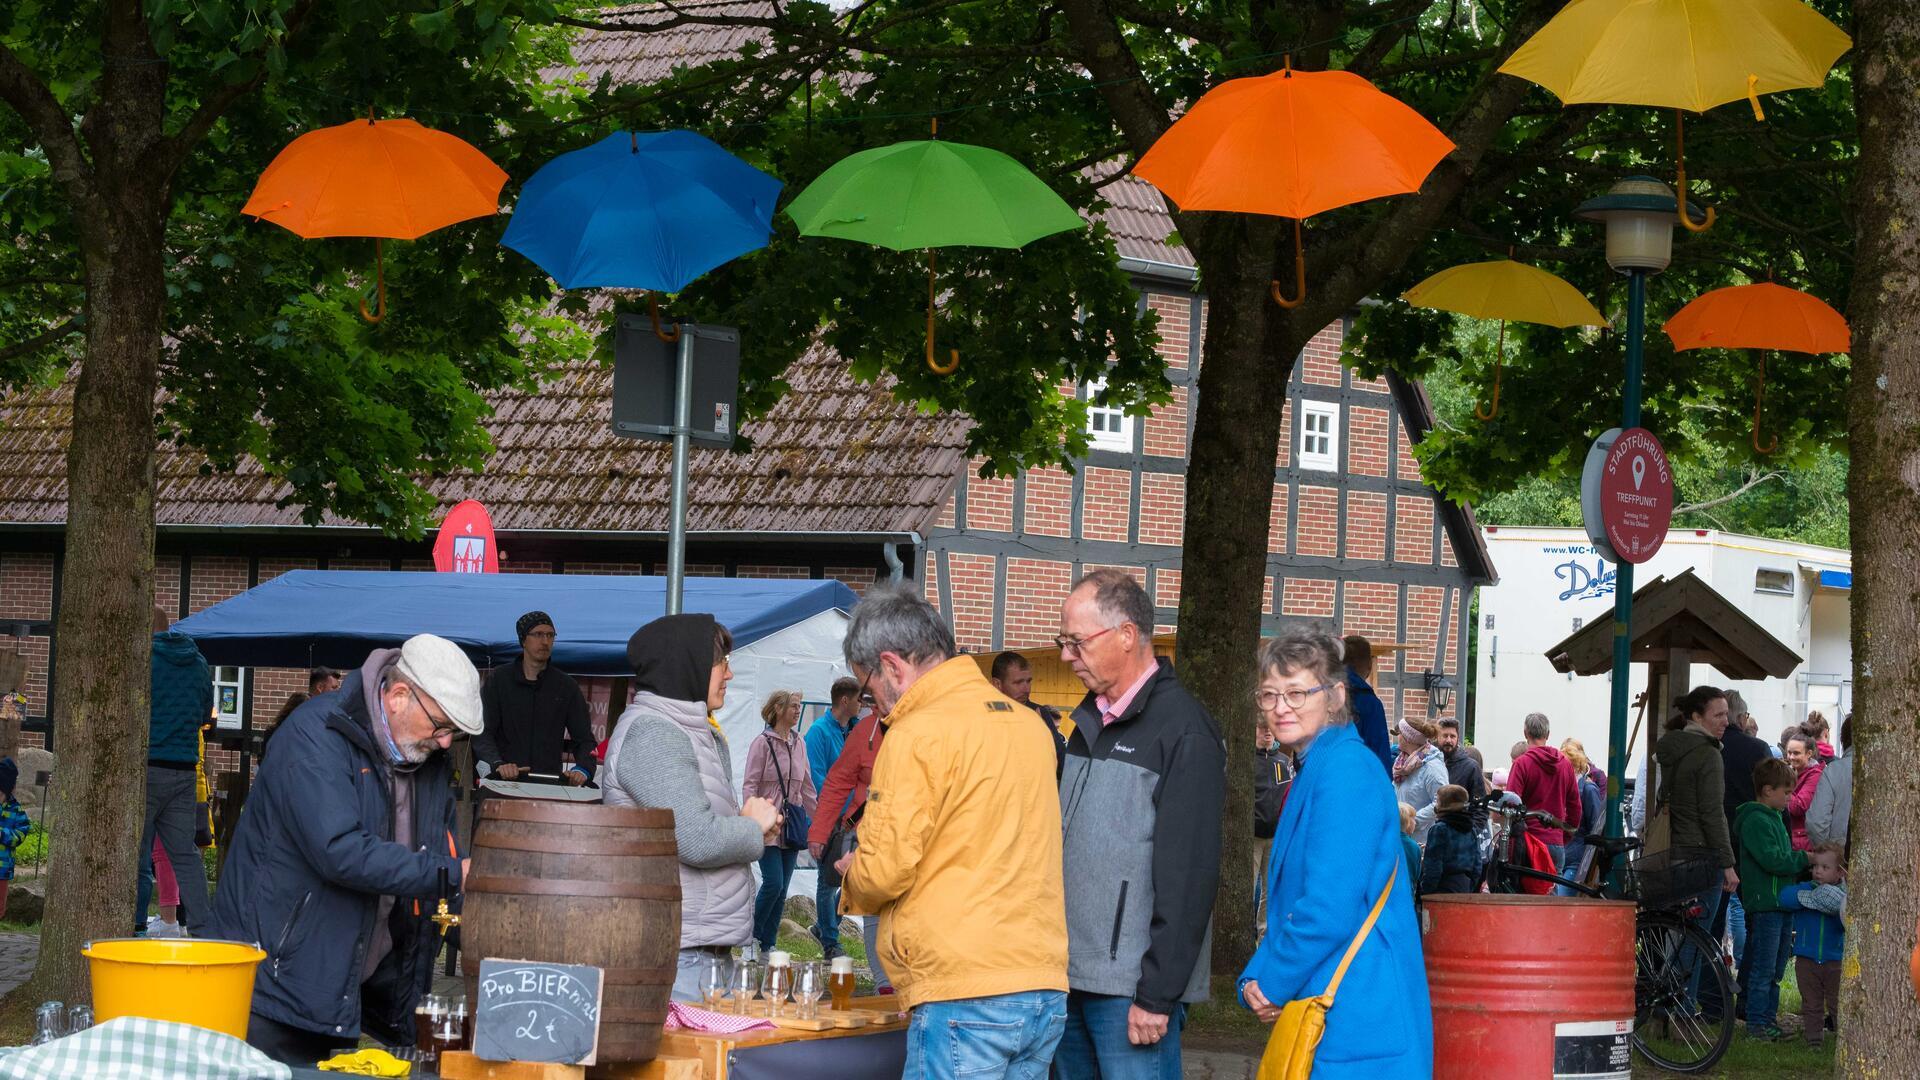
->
[0,316,81,362]
[159,0,321,180]
[1106,0,1229,45]
[0,43,95,205]
[1674,471,1784,516]
[1057,0,1172,159]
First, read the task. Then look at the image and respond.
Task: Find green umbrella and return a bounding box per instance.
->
[785,131,1083,373]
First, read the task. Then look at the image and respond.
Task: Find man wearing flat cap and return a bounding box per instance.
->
[474,610,595,787]
[212,634,484,1065]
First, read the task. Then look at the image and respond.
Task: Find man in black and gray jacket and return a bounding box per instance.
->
[1055,569,1225,1078]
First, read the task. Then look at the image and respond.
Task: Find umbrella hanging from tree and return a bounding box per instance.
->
[1402,258,1606,420]
[1131,58,1455,309]
[1499,0,1852,233]
[243,114,508,322]
[1663,280,1849,452]
[501,130,781,341]
[784,121,1084,374]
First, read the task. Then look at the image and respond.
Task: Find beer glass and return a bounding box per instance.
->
[828,955,856,1012]
[764,952,792,1018]
[414,993,446,1057]
[700,955,727,1009]
[794,961,824,1020]
[731,960,760,1014]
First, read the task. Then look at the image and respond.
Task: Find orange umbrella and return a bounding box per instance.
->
[1663,281,1849,452]
[243,116,508,321]
[1132,59,1455,308]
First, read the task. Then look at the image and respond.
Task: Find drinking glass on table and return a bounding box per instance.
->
[794,961,823,1020]
[828,956,856,1012]
[764,957,792,1018]
[731,960,760,1015]
[700,955,727,1009]
[433,1007,464,1065]
[66,1006,92,1035]
[415,993,446,1057]
[31,1002,64,1046]
[451,995,472,1051]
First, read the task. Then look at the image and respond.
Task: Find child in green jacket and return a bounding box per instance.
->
[1734,757,1810,1039]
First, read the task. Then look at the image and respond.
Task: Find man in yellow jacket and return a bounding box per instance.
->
[835,583,1068,1080]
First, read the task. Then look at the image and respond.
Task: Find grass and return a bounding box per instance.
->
[1635,962,1837,1078]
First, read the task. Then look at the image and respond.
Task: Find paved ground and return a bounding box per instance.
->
[0,933,39,1000]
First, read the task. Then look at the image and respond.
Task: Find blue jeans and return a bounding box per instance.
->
[1679,883,1723,1007]
[1741,910,1793,1029]
[671,947,734,1005]
[815,872,842,956]
[1052,991,1186,1080]
[1727,893,1748,973]
[905,990,1066,1080]
[754,846,800,951]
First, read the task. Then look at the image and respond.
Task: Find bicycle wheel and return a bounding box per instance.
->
[1631,912,1735,1073]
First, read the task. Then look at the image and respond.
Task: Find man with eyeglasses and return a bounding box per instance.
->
[1056,568,1225,1080]
[474,611,595,788]
[211,634,484,1066]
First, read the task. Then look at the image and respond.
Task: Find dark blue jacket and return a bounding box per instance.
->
[1420,811,1481,895]
[1779,884,1845,963]
[1347,668,1393,777]
[211,670,463,1043]
[1240,722,1431,1078]
[149,632,212,764]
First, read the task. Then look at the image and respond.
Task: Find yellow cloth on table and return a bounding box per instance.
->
[316,1048,411,1076]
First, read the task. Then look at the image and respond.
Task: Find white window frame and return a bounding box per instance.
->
[213,665,247,731]
[1084,376,1134,453]
[1297,401,1340,472]
[1755,568,1795,596]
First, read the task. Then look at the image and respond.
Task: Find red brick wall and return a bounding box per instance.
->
[1004,558,1077,649]
[189,556,249,614]
[1154,569,1182,609]
[824,567,879,595]
[964,463,1014,532]
[1267,484,1290,555]
[0,553,53,621]
[1149,294,1192,369]
[1346,492,1387,562]
[737,566,810,579]
[1302,325,1344,387]
[1348,406,1389,477]
[945,552,997,653]
[1295,486,1339,557]
[1024,468,1073,538]
[1395,498,1435,565]
[1341,581,1400,672]
[1396,425,1423,483]
[1144,386,1188,458]
[1139,474,1184,547]
[1280,577,1335,618]
[1081,467,1132,543]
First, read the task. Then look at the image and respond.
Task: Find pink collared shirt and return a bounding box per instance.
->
[1096,662,1160,727]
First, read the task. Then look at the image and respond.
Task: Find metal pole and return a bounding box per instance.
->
[665,327,695,615]
[1604,268,1647,843]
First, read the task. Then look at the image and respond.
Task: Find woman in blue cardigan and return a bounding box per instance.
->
[1239,627,1432,1078]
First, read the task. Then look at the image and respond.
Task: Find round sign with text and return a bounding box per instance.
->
[1597,427,1673,563]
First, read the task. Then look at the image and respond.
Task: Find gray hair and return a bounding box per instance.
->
[1523,712,1551,740]
[843,582,956,671]
[1724,690,1749,720]
[1073,567,1153,638]
[1256,627,1350,724]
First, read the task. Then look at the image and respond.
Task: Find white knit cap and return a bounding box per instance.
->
[393,634,484,735]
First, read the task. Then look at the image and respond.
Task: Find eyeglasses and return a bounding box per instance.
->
[1253,685,1335,712]
[409,687,461,740]
[1053,626,1117,655]
[854,672,876,709]
[525,630,556,640]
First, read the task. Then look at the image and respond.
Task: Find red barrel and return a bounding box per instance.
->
[1424,894,1636,1079]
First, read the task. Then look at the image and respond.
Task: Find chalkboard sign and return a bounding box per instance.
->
[473,958,604,1066]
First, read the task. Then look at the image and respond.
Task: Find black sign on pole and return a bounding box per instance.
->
[611,318,741,446]
[472,958,605,1066]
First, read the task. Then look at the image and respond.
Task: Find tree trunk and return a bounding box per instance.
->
[1176,223,1307,978]
[1839,3,1920,1072]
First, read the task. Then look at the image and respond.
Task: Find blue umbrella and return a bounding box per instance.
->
[502,130,781,293]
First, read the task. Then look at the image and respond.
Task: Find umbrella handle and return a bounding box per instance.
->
[1675,111,1716,234]
[1270,219,1305,309]
[1752,352,1777,454]
[1475,321,1504,421]
[927,250,958,375]
[650,293,681,344]
[358,238,386,324]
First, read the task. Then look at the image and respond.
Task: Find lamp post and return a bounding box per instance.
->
[1573,177,1697,842]
[1422,670,1456,717]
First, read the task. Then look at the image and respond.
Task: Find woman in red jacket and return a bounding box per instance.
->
[806,705,891,991]
[1784,732,1825,852]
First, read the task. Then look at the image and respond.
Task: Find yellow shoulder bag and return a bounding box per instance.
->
[1256,863,1397,1080]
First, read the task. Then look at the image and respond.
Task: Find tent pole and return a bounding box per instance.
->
[666,326,695,615]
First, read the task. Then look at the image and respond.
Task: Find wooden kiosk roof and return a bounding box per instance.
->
[1544,569,1801,681]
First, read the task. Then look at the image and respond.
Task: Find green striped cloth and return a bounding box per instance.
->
[0,1016,291,1079]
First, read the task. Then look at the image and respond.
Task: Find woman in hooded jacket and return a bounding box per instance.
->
[1392,716,1448,845]
[601,614,782,1002]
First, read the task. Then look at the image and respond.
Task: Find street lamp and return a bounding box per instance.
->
[1574,177,1699,844]
[1422,670,1456,715]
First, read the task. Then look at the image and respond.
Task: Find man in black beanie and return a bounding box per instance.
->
[474,610,596,786]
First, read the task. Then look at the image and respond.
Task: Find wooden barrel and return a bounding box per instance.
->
[461,800,681,1062]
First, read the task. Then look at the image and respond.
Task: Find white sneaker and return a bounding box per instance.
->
[147,920,183,939]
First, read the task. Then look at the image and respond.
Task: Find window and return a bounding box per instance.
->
[1755,568,1795,596]
[1084,376,1134,453]
[1297,401,1339,471]
[213,666,247,731]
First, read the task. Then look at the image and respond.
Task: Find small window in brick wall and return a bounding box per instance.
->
[1298,401,1339,471]
[1084,376,1134,453]
[213,666,247,731]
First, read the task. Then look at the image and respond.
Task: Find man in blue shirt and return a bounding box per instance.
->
[803,677,863,957]
[1342,635,1395,777]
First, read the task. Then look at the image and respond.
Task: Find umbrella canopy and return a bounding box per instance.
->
[1131,62,1454,307]
[1403,259,1605,420]
[784,139,1082,251]
[1499,0,1853,115]
[243,117,507,240]
[1663,281,1850,454]
[1402,258,1605,328]
[1133,66,1456,221]
[785,135,1083,372]
[501,131,781,293]
[1663,281,1850,354]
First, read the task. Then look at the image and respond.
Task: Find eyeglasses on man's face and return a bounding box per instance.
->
[1053,625,1118,656]
[1253,685,1334,712]
[410,687,461,740]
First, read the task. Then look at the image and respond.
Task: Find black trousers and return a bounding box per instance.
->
[246,1012,342,1067]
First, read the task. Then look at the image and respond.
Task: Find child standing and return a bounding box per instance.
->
[0,759,31,919]
[1733,757,1811,1040]
[1399,802,1422,896]
[1421,784,1482,894]
[1780,842,1847,1046]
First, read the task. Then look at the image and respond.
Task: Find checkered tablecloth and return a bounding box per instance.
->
[0,1016,291,1079]
[664,1001,776,1033]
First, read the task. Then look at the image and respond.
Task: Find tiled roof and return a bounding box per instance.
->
[1102,175,1193,271]
[0,346,971,534]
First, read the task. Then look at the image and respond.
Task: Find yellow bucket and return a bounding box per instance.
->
[82,938,266,1039]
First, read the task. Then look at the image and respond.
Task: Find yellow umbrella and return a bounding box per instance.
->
[1500,0,1851,232]
[1402,258,1606,420]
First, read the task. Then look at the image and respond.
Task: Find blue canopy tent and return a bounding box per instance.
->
[171,571,861,675]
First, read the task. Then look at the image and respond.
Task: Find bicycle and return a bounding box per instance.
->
[1469,791,1736,1074]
